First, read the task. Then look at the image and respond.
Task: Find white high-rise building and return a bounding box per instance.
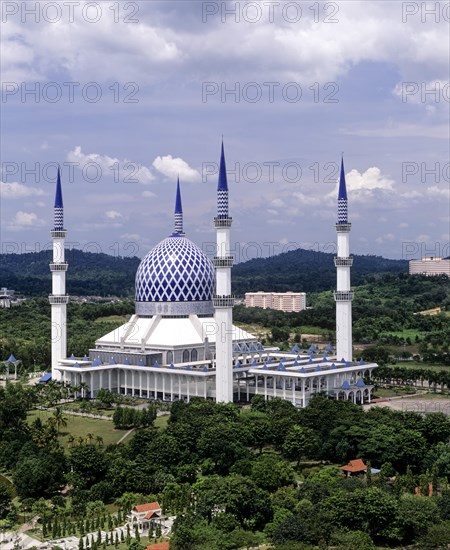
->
[245,292,306,312]
[409,257,450,277]
[49,168,69,381]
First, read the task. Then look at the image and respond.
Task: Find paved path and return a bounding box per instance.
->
[116,428,134,444]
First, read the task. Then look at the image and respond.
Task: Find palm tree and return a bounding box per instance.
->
[76,436,84,447]
[79,381,89,399]
[53,406,68,434]
[85,433,94,445]
[95,435,104,447]
[67,434,75,448]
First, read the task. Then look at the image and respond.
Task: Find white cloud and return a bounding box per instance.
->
[142,190,156,198]
[105,210,123,220]
[5,211,46,230]
[68,146,154,184]
[346,167,394,192]
[0,181,46,199]
[426,186,450,199]
[270,198,285,208]
[152,154,200,182]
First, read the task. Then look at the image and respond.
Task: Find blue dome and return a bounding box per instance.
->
[135,235,215,316]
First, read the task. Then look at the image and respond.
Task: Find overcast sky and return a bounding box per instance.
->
[1,0,449,262]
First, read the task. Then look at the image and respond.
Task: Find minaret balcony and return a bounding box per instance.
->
[213,295,235,308]
[212,256,234,268]
[333,290,354,302]
[49,295,70,304]
[51,229,67,238]
[214,217,232,228]
[50,263,68,272]
[335,223,351,232]
[334,256,353,267]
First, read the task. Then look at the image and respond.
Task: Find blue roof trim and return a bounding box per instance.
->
[39,373,52,382]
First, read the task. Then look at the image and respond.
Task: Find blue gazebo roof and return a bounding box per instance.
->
[39,373,52,383]
[341,380,351,390]
[356,378,366,388]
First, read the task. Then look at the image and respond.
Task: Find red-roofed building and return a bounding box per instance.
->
[130,502,163,529]
[340,459,367,477]
[145,543,170,550]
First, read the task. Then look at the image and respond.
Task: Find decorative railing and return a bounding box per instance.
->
[335,223,351,232]
[334,256,353,267]
[212,256,234,267]
[213,295,235,307]
[50,263,68,271]
[333,290,354,301]
[214,217,232,228]
[48,295,70,304]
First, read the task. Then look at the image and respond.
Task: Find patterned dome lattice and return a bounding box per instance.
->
[135,236,215,303]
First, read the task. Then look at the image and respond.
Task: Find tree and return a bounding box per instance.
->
[52,407,68,434]
[282,425,317,467]
[0,485,12,519]
[397,494,438,543]
[332,530,376,550]
[251,453,295,493]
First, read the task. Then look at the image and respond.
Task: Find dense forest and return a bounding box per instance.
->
[0,248,407,297]
[1,387,450,549]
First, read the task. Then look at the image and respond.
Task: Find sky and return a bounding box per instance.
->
[1,0,449,262]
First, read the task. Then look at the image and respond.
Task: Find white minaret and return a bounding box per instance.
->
[213,142,234,402]
[334,157,354,362]
[49,167,69,380]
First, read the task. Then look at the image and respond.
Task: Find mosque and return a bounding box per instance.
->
[49,144,378,407]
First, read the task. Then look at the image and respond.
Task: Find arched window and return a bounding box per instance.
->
[166,351,173,365]
[191,349,198,362]
[182,349,190,363]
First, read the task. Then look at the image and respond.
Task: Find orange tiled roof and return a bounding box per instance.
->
[340,459,367,472]
[133,502,161,513]
[145,543,169,550]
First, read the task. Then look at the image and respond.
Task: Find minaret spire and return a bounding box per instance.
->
[337,156,348,224]
[49,167,69,381]
[217,140,229,218]
[174,177,184,235]
[54,166,64,230]
[334,156,353,362]
[213,140,234,403]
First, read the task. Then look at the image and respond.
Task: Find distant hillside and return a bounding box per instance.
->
[0,248,408,297]
[232,249,408,294]
[0,250,140,297]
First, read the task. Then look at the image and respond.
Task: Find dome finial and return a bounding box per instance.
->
[337,155,348,224]
[174,177,184,235]
[54,165,64,229]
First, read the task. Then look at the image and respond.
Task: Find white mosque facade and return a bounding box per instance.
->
[50,145,378,407]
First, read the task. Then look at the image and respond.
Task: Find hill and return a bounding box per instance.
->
[232,248,408,294]
[0,248,408,297]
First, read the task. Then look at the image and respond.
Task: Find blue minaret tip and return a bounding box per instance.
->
[218,140,228,191]
[175,176,182,214]
[338,156,347,201]
[54,166,63,208]
[173,177,184,235]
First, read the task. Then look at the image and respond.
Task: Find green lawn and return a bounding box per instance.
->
[383,328,427,340]
[394,361,450,372]
[154,414,170,429]
[27,410,127,449]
